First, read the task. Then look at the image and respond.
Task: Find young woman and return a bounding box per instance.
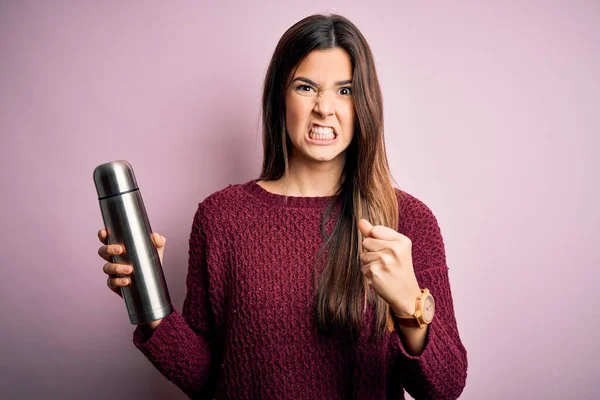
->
[97,14,467,399]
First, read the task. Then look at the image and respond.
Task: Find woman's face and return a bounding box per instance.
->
[284,48,355,166]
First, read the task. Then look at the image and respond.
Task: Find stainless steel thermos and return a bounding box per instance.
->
[93,160,173,324]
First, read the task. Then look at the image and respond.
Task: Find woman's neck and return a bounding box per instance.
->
[265,157,344,197]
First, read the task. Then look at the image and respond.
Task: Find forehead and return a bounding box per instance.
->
[293,48,352,82]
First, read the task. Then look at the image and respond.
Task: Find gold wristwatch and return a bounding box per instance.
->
[392,288,435,329]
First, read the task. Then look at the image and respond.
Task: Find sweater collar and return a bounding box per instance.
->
[243,179,337,209]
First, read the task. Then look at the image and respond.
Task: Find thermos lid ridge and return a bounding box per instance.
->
[93,160,139,198]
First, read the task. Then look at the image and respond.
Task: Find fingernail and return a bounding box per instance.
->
[124,267,132,273]
[121,278,128,285]
[114,247,121,254]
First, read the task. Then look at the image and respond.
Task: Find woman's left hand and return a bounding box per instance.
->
[357,219,422,317]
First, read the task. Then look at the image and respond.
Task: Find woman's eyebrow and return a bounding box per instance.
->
[292,77,353,87]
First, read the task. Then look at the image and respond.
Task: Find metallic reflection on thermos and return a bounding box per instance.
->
[93,160,173,324]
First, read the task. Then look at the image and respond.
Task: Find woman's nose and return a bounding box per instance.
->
[313,92,335,118]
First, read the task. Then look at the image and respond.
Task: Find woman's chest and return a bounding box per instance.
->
[207,210,331,328]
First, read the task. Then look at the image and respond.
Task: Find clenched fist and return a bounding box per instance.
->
[357,219,422,317]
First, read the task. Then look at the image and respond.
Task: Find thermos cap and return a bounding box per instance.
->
[93,160,139,198]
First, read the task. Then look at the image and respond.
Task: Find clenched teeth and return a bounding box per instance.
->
[309,126,335,140]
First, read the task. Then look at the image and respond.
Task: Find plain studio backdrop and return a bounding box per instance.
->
[0,1,598,399]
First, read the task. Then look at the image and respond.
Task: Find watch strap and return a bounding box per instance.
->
[394,314,422,328]
[391,288,432,329]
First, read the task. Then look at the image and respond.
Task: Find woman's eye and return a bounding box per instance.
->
[297,84,314,92]
[339,87,352,96]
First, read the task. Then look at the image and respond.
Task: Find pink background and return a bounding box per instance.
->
[1,1,598,398]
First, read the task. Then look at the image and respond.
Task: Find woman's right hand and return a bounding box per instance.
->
[97,229,166,330]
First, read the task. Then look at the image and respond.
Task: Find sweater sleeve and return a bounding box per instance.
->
[131,202,219,399]
[389,196,468,399]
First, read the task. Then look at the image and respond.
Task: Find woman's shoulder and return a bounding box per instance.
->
[393,187,441,233]
[201,180,252,206]
[198,178,256,208]
[194,179,258,223]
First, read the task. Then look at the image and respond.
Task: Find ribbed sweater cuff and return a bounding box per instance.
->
[394,316,439,363]
[132,307,183,352]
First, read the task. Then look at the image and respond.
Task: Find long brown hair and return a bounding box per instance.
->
[260,14,400,338]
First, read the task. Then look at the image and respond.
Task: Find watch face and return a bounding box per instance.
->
[423,295,435,323]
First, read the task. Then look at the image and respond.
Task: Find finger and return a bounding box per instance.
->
[362,237,391,252]
[362,250,398,274]
[357,219,374,238]
[103,262,133,276]
[107,276,115,290]
[117,277,130,286]
[98,244,123,261]
[360,260,380,278]
[98,229,108,245]
[359,249,381,265]
[368,224,400,241]
[360,262,370,277]
[151,232,166,249]
[107,276,130,289]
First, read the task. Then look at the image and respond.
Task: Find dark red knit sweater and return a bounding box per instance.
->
[132,179,468,399]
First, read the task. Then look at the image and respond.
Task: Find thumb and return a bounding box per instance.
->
[357,219,373,238]
[151,232,167,249]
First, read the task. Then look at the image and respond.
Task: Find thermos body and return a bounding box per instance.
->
[93,160,173,325]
